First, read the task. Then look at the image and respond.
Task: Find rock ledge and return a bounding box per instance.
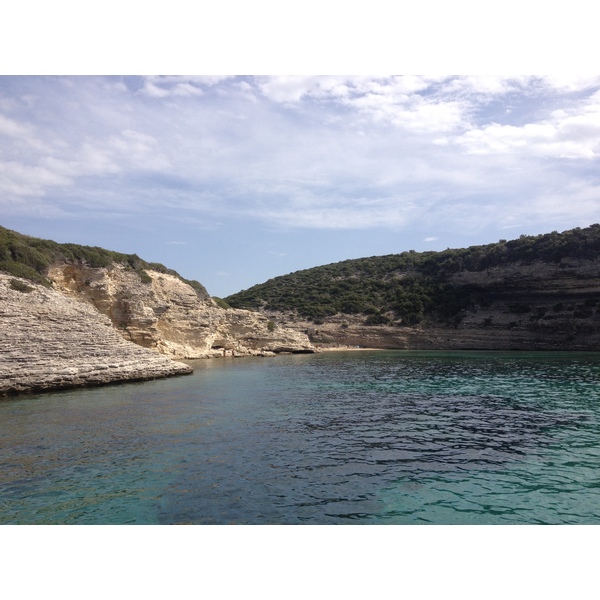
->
[1,274,192,396]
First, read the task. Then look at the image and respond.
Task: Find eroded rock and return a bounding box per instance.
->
[47,264,315,359]
[0,274,192,396]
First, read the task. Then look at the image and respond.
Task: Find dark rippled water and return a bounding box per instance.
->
[1,350,600,524]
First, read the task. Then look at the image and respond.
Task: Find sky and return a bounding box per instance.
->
[1,4,599,299]
[1,74,600,297]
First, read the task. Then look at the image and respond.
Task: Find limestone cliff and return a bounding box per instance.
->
[0,273,192,396]
[1,224,315,395]
[250,257,600,351]
[47,263,315,359]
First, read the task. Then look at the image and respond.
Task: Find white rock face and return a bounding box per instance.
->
[47,264,315,359]
[1,261,313,396]
[0,274,192,396]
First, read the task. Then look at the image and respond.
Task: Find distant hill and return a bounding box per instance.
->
[225,225,600,350]
[226,225,600,323]
[0,225,209,298]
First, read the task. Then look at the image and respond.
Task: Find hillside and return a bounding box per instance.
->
[226,225,600,350]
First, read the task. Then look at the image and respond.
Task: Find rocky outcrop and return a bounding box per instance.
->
[0,274,192,396]
[47,263,315,358]
[262,258,600,351]
[1,255,314,396]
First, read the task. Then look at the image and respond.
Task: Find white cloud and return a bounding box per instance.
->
[78,141,122,175]
[0,160,72,198]
[140,75,233,98]
[0,113,54,154]
[106,129,171,170]
[256,75,469,132]
[538,75,600,93]
[439,75,532,97]
[0,117,170,211]
[388,97,466,132]
[169,83,205,97]
[141,80,170,98]
[256,75,319,102]
[245,187,427,231]
[1,75,599,242]
[257,75,442,105]
[455,93,600,159]
[254,205,410,230]
[0,114,30,137]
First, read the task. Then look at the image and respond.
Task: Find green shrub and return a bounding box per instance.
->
[213,297,232,309]
[9,278,34,293]
[365,313,390,325]
[138,269,152,284]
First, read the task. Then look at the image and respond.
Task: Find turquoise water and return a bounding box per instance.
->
[1,350,600,524]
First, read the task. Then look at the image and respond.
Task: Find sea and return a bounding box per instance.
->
[2,349,600,525]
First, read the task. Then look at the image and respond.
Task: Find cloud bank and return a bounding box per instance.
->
[1,75,599,235]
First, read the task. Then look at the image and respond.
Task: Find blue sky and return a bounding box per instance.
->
[1,74,600,297]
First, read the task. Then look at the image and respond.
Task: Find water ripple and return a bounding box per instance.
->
[1,351,600,524]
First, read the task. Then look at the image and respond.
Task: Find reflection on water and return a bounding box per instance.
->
[1,351,600,524]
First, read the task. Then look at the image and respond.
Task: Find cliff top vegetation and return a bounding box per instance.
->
[0,226,209,298]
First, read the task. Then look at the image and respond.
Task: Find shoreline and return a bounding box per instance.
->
[316,345,384,352]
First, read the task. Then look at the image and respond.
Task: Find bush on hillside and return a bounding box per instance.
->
[225,224,600,323]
